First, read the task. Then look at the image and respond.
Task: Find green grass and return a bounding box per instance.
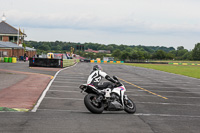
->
[62,59,79,67]
[0,107,17,111]
[124,63,200,79]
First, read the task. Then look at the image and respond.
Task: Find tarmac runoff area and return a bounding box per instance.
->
[0,62,60,112]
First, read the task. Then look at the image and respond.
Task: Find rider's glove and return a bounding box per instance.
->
[105,75,116,83]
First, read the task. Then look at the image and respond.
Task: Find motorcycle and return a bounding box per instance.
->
[79,76,136,114]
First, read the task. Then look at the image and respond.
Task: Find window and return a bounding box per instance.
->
[14,36,17,41]
[9,36,14,42]
[0,36,2,41]
[9,36,17,42]
[0,51,8,57]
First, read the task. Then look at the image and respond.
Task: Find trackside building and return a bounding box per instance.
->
[0,14,36,58]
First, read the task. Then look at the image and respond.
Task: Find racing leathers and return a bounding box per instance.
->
[87,70,117,90]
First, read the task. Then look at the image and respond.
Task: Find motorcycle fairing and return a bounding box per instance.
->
[111,85,126,108]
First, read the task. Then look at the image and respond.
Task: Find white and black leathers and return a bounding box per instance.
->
[87,70,117,90]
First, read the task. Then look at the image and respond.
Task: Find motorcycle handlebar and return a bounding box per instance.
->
[114,81,123,87]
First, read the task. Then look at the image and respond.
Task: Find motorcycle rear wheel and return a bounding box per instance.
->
[84,94,104,114]
[124,97,136,114]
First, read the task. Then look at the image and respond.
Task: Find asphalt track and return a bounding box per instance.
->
[1,62,200,133]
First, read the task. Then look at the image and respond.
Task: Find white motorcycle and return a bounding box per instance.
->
[79,76,136,114]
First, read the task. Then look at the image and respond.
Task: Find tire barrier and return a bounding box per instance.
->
[90,60,124,64]
[169,62,200,66]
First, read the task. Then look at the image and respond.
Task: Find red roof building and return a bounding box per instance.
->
[85,49,99,53]
[0,14,36,58]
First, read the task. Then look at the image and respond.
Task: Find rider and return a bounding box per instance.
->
[87,65,118,90]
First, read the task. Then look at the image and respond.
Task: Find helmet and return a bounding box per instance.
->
[93,65,103,71]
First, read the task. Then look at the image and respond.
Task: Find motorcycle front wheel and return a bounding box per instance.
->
[124,97,136,114]
[84,94,104,114]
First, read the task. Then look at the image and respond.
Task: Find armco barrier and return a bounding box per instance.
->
[90,60,124,64]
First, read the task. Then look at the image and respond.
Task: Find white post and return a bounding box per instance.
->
[17,27,19,45]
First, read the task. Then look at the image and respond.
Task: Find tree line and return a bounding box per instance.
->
[112,44,200,61]
[24,40,200,61]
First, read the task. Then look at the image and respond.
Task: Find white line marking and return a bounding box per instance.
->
[35,109,200,118]
[135,113,200,118]
[136,102,200,106]
[31,63,78,112]
[44,97,200,106]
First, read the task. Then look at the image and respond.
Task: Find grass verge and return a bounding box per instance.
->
[0,107,29,112]
[0,107,17,111]
[123,63,200,79]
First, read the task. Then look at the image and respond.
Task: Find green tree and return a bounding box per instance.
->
[192,43,200,60]
[166,53,175,60]
[176,47,188,60]
[152,50,166,60]
[106,45,114,52]
[137,51,145,60]
[86,53,95,59]
[112,49,121,60]
[52,45,62,50]
[120,51,130,61]
[182,51,193,60]
[177,46,184,51]
[125,47,132,53]
[130,50,138,60]
[38,44,51,51]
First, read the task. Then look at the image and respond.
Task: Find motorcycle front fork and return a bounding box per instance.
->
[124,95,128,100]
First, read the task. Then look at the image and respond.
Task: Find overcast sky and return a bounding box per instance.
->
[1,0,200,50]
